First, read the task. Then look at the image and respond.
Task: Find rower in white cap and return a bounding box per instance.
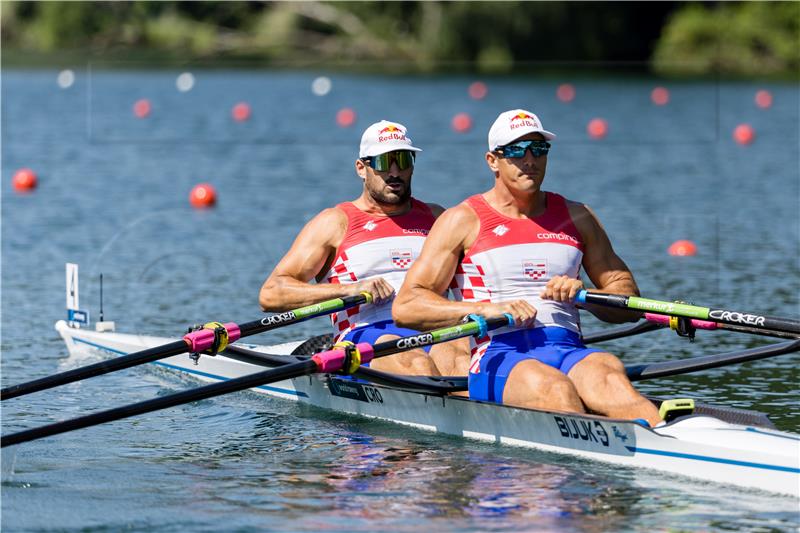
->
[260,120,466,376]
[394,109,662,426]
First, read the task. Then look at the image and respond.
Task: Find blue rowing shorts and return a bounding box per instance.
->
[468,326,601,404]
[341,320,432,365]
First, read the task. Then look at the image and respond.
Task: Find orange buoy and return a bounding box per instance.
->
[133,99,151,119]
[232,102,251,122]
[189,183,217,208]
[451,112,473,133]
[733,124,755,145]
[755,90,773,109]
[468,81,488,100]
[587,118,608,139]
[651,86,670,106]
[668,240,697,257]
[336,108,356,127]
[12,168,38,192]
[556,83,575,103]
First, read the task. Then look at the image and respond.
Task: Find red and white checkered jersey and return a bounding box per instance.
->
[452,192,585,364]
[324,199,435,339]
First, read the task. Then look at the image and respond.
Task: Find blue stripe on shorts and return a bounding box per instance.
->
[468,326,601,404]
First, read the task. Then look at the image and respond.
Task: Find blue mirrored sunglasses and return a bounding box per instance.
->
[363,150,415,172]
[497,140,551,158]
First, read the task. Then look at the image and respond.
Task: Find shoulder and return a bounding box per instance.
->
[315,206,349,225]
[562,197,597,226]
[561,198,609,247]
[431,202,479,235]
[298,206,348,242]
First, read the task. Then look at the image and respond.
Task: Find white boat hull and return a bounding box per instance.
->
[54,321,800,497]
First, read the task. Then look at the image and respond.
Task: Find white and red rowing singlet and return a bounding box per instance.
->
[450,192,586,360]
[324,198,435,338]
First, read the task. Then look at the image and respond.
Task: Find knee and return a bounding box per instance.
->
[603,368,635,391]
[411,354,438,376]
[544,375,579,401]
[519,368,575,398]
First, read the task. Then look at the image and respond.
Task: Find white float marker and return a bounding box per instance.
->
[311,76,332,96]
[176,72,195,92]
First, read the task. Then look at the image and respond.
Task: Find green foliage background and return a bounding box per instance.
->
[2,1,797,76]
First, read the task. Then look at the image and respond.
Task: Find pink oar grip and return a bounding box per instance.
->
[312,342,374,373]
[183,322,241,352]
[644,313,718,330]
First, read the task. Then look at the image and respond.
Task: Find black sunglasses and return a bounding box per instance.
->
[362,151,415,172]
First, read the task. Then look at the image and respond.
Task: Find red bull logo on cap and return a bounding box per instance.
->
[377,124,408,143]
[509,112,540,131]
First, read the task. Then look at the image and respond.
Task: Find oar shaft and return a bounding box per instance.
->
[626,339,800,381]
[577,291,800,334]
[0,341,189,401]
[644,313,799,339]
[1,294,369,402]
[1,360,318,448]
[236,294,369,338]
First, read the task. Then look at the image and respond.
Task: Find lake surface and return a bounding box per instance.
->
[2,69,798,531]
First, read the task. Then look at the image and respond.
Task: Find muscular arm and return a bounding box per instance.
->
[569,202,641,323]
[259,208,356,311]
[393,205,481,329]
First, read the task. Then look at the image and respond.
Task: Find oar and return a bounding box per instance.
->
[643,313,798,340]
[0,294,371,401]
[1,315,513,447]
[627,338,800,381]
[576,290,800,335]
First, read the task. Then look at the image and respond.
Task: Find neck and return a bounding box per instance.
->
[353,193,412,216]
[487,186,546,218]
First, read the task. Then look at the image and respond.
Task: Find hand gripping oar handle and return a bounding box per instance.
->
[1,293,372,401]
[0,314,512,448]
[576,290,800,335]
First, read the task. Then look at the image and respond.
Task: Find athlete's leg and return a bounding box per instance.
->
[503,359,584,412]
[342,322,440,376]
[369,333,440,375]
[428,337,471,376]
[567,352,661,426]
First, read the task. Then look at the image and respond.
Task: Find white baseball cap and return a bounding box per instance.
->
[359,120,422,158]
[487,109,556,151]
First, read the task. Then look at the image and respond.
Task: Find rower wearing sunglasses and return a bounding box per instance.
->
[394,109,662,426]
[260,120,463,376]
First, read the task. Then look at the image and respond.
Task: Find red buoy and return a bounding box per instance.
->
[336,108,356,128]
[556,84,576,103]
[755,90,773,109]
[668,240,697,257]
[133,99,151,119]
[468,81,488,100]
[733,124,755,145]
[232,102,252,122]
[12,168,38,192]
[587,118,608,139]
[189,183,217,208]
[651,86,670,106]
[451,112,473,133]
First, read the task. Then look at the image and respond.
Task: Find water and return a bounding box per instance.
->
[2,70,799,531]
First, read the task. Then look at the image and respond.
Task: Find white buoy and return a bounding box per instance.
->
[311,76,332,96]
[176,72,195,92]
[57,69,75,89]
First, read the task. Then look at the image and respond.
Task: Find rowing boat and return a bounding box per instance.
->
[53,320,800,497]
